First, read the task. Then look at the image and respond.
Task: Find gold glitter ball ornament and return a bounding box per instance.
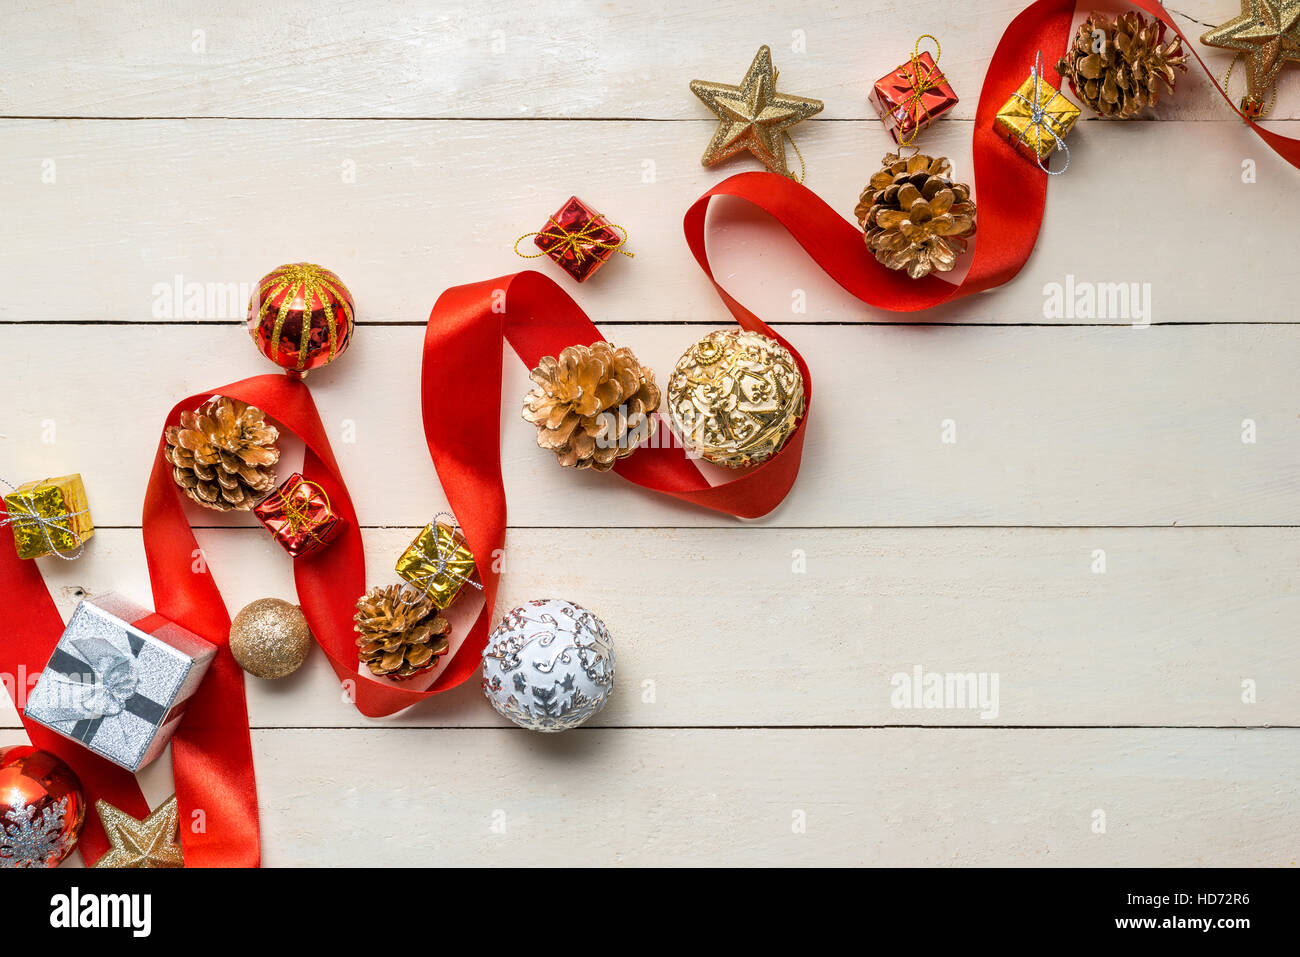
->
[228,598,313,679]
[690,45,824,176]
[668,330,805,468]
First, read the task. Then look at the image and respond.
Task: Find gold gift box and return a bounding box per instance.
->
[995,72,1079,161]
[395,521,477,609]
[3,474,94,559]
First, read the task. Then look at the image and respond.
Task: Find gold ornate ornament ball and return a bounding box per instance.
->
[228,598,313,679]
[668,329,806,468]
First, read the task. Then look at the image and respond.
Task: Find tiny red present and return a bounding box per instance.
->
[528,196,629,283]
[869,46,958,144]
[253,473,344,558]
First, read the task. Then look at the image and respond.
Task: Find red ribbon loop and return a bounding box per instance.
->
[420,270,814,695]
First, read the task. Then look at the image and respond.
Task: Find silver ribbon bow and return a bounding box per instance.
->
[41,636,140,725]
[1008,50,1071,175]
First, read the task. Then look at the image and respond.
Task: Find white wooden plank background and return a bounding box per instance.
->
[2,0,1297,866]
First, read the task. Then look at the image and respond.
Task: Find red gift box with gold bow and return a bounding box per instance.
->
[869,49,958,144]
[529,196,628,283]
[253,473,344,558]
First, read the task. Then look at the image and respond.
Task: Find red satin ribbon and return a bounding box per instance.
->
[686,0,1300,327]
[416,1,1076,687]
[420,0,1300,724]
[420,271,813,699]
[683,0,1072,318]
[5,0,1298,871]
[130,612,169,634]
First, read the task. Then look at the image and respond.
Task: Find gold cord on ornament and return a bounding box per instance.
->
[1223,52,1277,120]
[784,131,807,183]
[275,477,333,547]
[899,34,944,145]
[515,218,634,263]
[770,68,808,183]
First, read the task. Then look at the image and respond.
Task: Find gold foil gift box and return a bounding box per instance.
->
[395,521,478,609]
[3,474,95,559]
[995,56,1080,169]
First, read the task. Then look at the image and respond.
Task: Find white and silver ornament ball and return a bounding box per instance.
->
[481,599,615,732]
[228,598,313,679]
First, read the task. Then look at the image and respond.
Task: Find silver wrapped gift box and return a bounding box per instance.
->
[24,593,217,772]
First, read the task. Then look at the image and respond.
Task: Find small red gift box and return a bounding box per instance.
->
[253,473,344,558]
[532,196,626,283]
[869,50,958,144]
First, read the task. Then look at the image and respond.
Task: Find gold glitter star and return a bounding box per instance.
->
[1201,0,1300,106]
[690,45,823,176]
[92,795,185,868]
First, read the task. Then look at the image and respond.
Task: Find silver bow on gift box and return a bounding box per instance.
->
[1006,50,1072,175]
[36,633,167,756]
[41,638,141,722]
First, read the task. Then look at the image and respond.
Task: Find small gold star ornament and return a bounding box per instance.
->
[690,45,823,176]
[91,795,185,868]
[1201,0,1300,114]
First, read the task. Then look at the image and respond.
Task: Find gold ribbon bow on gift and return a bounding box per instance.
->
[897,34,946,146]
[1008,50,1072,175]
[0,476,90,560]
[514,218,634,265]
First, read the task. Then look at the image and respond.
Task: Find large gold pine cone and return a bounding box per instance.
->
[854,152,976,280]
[522,341,661,471]
[162,395,280,511]
[354,584,451,679]
[1055,11,1187,118]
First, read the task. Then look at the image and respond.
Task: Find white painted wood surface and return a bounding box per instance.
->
[1,0,1297,866]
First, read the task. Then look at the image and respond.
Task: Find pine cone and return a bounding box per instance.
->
[354,585,451,679]
[854,152,976,280]
[522,341,661,471]
[163,396,280,511]
[1056,11,1187,118]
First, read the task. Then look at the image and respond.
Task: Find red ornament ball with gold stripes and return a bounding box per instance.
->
[247,262,355,376]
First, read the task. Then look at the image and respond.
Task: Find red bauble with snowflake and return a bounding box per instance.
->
[247,262,355,378]
[0,746,85,868]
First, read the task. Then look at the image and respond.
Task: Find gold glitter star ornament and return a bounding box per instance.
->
[690,45,824,175]
[1201,0,1300,113]
[92,795,184,868]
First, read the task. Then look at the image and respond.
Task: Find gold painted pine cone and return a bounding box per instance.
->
[163,395,280,511]
[854,152,976,280]
[522,341,661,471]
[354,584,451,680]
[1056,11,1186,118]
